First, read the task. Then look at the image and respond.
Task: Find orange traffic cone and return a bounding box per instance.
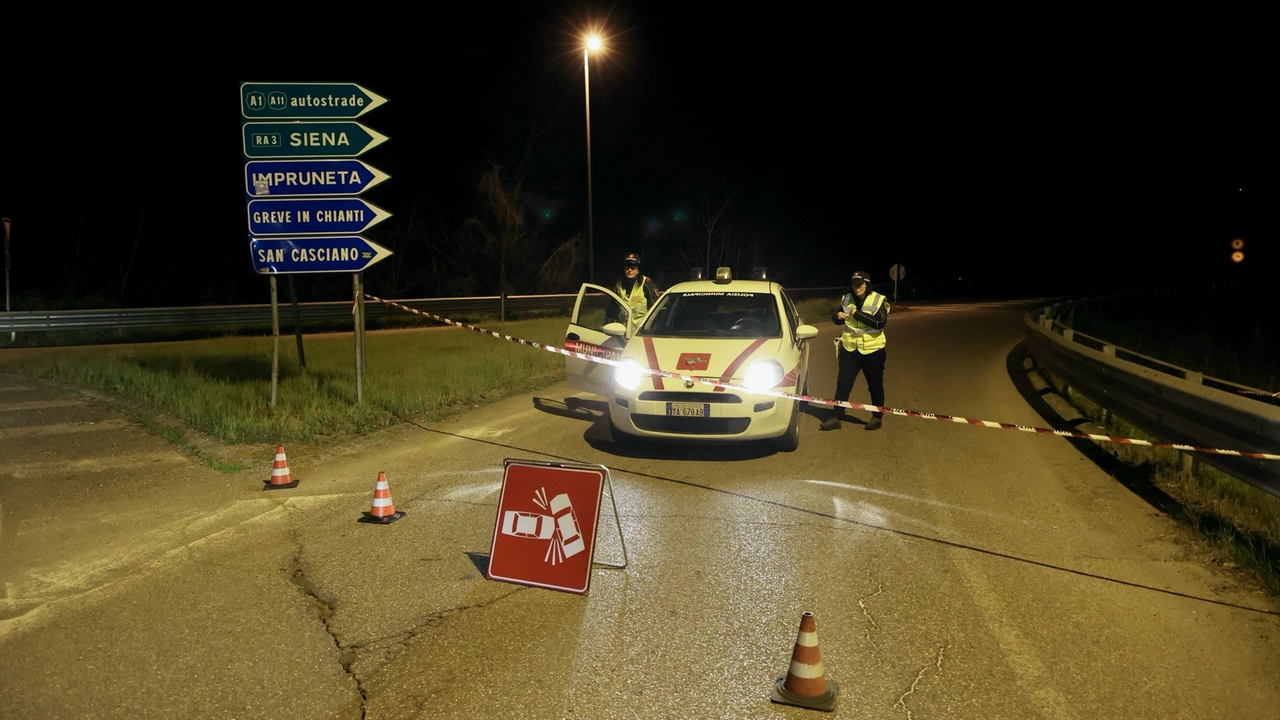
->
[264,445,299,490]
[771,611,839,712]
[359,471,405,524]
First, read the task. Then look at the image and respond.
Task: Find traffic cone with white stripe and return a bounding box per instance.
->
[263,445,299,490]
[359,471,405,524]
[771,611,839,711]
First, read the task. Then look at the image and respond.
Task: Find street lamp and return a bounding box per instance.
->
[584,34,602,284]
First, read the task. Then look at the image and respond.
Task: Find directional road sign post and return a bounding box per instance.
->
[247,198,392,236]
[241,81,391,406]
[249,237,393,275]
[241,82,389,119]
[243,121,389,159]
[245,159,392,197]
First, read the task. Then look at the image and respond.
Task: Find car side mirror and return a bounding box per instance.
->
[795,324,819,341]
[602,322,627,337]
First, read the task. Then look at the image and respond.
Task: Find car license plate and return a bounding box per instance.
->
[666,402,709,417]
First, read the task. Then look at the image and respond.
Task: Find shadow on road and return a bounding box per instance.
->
[1004,340,1184,517]
[531,395,777,461]
[464,551,490,576]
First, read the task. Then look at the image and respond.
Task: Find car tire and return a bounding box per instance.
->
[775,398,800,452]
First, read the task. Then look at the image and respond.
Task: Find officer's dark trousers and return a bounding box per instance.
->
[834,346,886,419]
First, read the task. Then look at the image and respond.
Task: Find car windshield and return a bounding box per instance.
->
[640,291,782,338]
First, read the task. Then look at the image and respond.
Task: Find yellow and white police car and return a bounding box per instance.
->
[564,267,819,451]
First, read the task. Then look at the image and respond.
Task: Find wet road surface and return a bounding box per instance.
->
[1,299,1277,719]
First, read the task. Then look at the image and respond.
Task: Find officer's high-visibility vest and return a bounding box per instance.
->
[616,276,653,320]
[839,290,889,353]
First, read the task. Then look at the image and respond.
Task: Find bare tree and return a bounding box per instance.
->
[116,190,148,304]
[60,198,90,300]
[463,163,537,316]
[533,234,583,293]
[689,194,735,274]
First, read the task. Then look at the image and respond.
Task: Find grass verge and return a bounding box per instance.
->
[0,316,570,449]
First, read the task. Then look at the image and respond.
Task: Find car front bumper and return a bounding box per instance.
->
[609,387,796,441]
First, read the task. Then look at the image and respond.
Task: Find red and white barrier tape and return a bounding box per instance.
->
[364,294,1280,462]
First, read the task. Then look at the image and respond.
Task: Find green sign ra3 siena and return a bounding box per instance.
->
[242,121,390,159]
[240,82,388,119]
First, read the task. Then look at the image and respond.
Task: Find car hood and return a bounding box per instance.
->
[621,335,795,390]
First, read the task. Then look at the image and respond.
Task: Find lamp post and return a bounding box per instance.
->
[584,34,602,284]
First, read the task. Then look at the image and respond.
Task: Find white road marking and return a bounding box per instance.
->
[809,479,1021,522]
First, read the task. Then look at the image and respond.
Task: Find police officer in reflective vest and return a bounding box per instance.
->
[610,253,660,324]
[821,270,889,431]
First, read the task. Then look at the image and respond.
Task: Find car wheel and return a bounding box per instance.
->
[775,398,800,452]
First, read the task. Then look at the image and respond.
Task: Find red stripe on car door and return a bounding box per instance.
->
[715,338,767,392]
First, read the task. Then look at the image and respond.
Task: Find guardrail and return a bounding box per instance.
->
[1025,298,1280,498]
[0,294,582,334]
[0,286,860,336]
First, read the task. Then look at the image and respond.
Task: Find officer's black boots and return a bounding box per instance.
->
[864,417,882,431]
[820,411,843,431]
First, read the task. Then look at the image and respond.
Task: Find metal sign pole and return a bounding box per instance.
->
[288,274,306,370]
[353,272,364,404]
[270,275,280,408]
[358,272,367,378]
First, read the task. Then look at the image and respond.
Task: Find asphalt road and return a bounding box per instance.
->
[1,300,1277,719]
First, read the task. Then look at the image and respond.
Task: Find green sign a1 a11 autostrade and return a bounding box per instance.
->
[240,82,388,119]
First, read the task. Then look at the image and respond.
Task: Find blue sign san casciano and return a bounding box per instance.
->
[242,122,389,159]
[245,159,391,197]
[247,198,392,236]
[249,236,393,274]
[241,82,388,119]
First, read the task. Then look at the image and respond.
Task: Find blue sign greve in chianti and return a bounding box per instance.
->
[247,198,392,236]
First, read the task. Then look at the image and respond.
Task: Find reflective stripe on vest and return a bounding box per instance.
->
[840,291,887,353]
[616,276,651,320]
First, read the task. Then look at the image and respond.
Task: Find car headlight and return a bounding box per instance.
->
[614,359,644,391]
[743,360,784,391]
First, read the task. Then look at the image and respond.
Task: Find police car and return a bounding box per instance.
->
[564,267,818,451]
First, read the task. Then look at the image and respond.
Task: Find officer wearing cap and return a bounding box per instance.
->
[821,270,889,431]
[609,253,660,324]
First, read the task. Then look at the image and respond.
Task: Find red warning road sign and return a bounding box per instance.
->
[487,459,606,594]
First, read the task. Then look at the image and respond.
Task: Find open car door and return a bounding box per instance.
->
[565,283,634,397]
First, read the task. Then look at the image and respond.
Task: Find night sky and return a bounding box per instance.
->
[2,6,1271,309]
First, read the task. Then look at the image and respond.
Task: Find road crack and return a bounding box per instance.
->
[858,581,883,646]
[894,643,950,719]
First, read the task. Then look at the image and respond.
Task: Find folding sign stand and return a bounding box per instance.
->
[487,459,628,595]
